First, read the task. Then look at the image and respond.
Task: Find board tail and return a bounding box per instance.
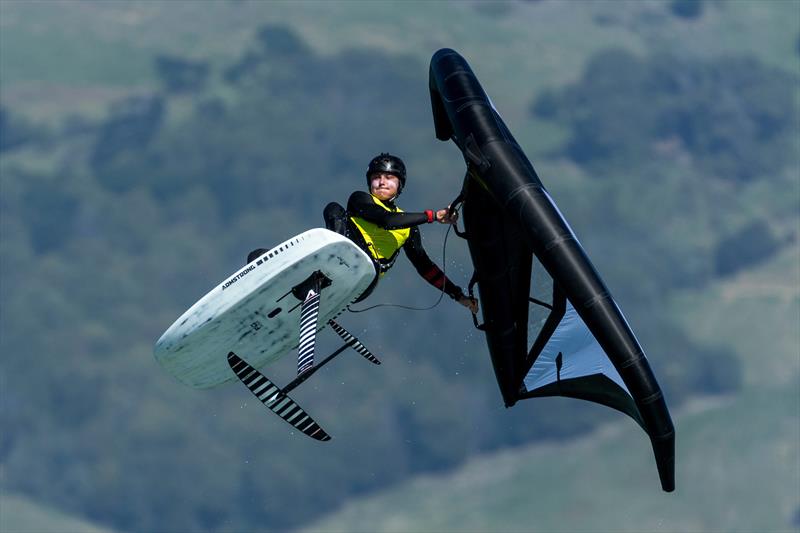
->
[328,319,381,364]
[297,289,320,374]
[228,352,331,441]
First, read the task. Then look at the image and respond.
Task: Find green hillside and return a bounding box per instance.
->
[304,382,800,532]
[3,0,796,126]
[1,1,798,531]
[0,492,114,533]
[305,237,800,532]
[669,241,800,389]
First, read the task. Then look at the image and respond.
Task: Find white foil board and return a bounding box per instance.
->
[154,228,375,389]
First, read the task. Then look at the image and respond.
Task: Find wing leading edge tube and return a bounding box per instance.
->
[429,48,675,492]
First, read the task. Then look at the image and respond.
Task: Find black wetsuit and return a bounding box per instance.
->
[324,191,463,302]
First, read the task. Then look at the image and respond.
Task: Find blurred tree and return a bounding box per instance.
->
[154,55,210,94]
[2,168,78,254]
[90,95,165,193]
[714,220,784,277]
[531,49,798,183]
[669,0,704,19]
[0,107,48,152]
[114,25,429,225]
[223,24,311,84]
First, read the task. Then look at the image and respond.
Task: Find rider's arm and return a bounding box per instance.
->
[347,191,434,229]
[404,226,464,300]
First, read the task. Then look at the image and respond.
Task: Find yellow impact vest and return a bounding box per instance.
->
[350,195,410,274]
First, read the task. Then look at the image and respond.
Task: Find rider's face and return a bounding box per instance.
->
[369,173,400,201]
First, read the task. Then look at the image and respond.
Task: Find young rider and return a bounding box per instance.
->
[323,152,478,313]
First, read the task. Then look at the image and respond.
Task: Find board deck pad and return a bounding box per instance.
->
[154,228,375,389]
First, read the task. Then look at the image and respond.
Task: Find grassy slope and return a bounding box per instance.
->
[4,0,614,126]
[0,493,114,533]
[2,1,797,531]
[302,226,800,531]
[303,383,800,533]
[303,235,800,532]
[4,0,796,132]
[669,241,800,389]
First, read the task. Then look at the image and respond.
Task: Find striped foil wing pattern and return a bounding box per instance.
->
[297,290,320,375]
[328,320,381,365]
[227,352,331,441]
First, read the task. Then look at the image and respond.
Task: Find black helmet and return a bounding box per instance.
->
[366,153,406,191]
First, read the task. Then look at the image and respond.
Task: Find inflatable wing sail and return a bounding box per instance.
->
[429,49,675,492]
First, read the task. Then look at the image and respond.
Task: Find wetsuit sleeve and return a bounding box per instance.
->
[404,226,464,300]
[347,191,430,229]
